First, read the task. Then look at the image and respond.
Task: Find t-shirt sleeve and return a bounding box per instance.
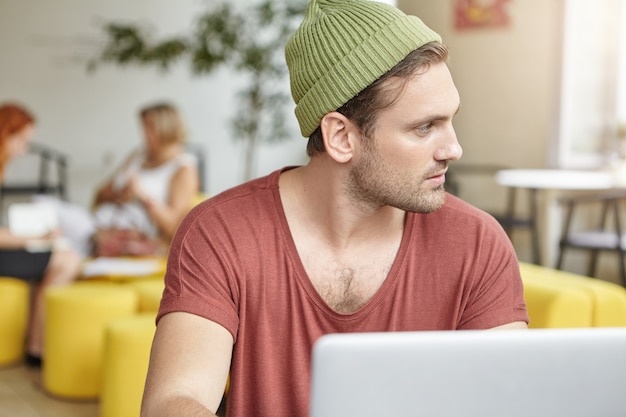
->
[455,213,529,330]
[156,201,241,342]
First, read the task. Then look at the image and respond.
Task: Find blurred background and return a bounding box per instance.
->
[1,0,625,266]
[2,3,626,417]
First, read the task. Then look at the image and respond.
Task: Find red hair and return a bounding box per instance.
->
[0,102,36,175]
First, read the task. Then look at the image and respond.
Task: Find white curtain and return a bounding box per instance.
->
[556,0,626,168]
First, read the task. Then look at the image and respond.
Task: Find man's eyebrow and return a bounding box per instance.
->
[406,101,462,129]
[419,103,462,124]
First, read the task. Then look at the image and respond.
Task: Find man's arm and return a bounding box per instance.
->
[141,312,234,417]
[491,321,528,330]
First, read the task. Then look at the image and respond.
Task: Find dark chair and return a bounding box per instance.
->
[0,142,68,215]
[555,190,626,286]
[497,186,541,265]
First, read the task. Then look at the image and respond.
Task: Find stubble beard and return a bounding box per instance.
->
[347,145,447,214]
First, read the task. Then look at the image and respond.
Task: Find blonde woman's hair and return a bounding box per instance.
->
[140,102,187,145]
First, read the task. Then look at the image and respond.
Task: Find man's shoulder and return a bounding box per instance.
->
[419,193,502,228]
[442,193,488,215]
[209,169,282,203]
[171,168,288,254]
[185,168,284,223]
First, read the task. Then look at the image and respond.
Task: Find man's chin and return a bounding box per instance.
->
[403,189,447,214]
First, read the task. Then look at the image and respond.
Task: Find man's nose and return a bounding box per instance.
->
[435,126,462,162]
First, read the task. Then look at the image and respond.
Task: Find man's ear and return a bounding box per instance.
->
[320,112,357,164]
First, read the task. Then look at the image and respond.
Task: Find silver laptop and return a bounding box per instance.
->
[310,328,626,417]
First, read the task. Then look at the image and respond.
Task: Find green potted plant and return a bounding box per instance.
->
[89,1,306,180]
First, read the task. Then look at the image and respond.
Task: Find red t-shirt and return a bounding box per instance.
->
[158,168,529,417]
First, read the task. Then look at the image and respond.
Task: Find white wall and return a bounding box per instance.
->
[0,0,306,207]
[400,0,563,172]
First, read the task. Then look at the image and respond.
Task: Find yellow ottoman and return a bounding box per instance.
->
[520,262,626,327]
[125,279,165,313]
[43,282,138,399]
[522,275,593,328]
[0,277,30,366]
[100,314,156,417]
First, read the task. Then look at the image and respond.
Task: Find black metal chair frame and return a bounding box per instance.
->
[555,190,626,286]
[0,143,68,216]
[498,187,541,265]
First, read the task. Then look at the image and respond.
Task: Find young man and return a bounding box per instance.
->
[141,1,529,416]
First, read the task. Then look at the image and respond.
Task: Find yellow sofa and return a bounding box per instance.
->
[100,313,156,417]
[520,262,626,328]
[43,282,139,399]
[0,277,30,366]
[41,276,164,399]
[40,260,626,414]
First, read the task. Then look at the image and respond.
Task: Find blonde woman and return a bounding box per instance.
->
[0,102,81,367]
[91,102,200,256]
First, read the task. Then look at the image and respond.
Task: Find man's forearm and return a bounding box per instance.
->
[141,395,218,417]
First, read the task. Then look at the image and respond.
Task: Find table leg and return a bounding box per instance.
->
[534,189,562,268]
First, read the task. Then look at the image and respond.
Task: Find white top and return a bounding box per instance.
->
[94,150,197,237]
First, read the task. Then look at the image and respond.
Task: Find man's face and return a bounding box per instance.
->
[347,61,462,213]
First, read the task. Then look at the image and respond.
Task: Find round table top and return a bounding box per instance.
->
[495,169,616,190]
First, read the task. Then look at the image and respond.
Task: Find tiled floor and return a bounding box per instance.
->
[0,363,98,417]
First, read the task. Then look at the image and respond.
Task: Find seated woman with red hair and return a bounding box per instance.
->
[0,102,81,367]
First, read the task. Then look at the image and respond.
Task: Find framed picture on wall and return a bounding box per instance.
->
[454,0,511,30]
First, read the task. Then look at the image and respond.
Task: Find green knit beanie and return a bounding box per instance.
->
[285,0,442,138]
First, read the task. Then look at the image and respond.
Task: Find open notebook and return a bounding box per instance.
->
[310,328,626,417]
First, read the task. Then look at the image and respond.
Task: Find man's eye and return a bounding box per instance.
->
[417,123,432,134]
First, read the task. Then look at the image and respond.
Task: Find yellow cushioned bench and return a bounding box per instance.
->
[43,282,139,399]
[520,262,626,328]
[0,277,30,366]
[100,313,156,417]
[99,313,229,417]
[125,278,165,313]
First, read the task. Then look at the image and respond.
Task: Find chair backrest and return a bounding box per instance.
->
[560,191,626,239]
[556,190,626,285]
[185,142,208,194]
[0,142,68,217]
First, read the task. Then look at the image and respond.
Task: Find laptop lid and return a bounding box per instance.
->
[310,328,626,417]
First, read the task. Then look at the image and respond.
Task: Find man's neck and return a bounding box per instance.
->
[278,162,406,250]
